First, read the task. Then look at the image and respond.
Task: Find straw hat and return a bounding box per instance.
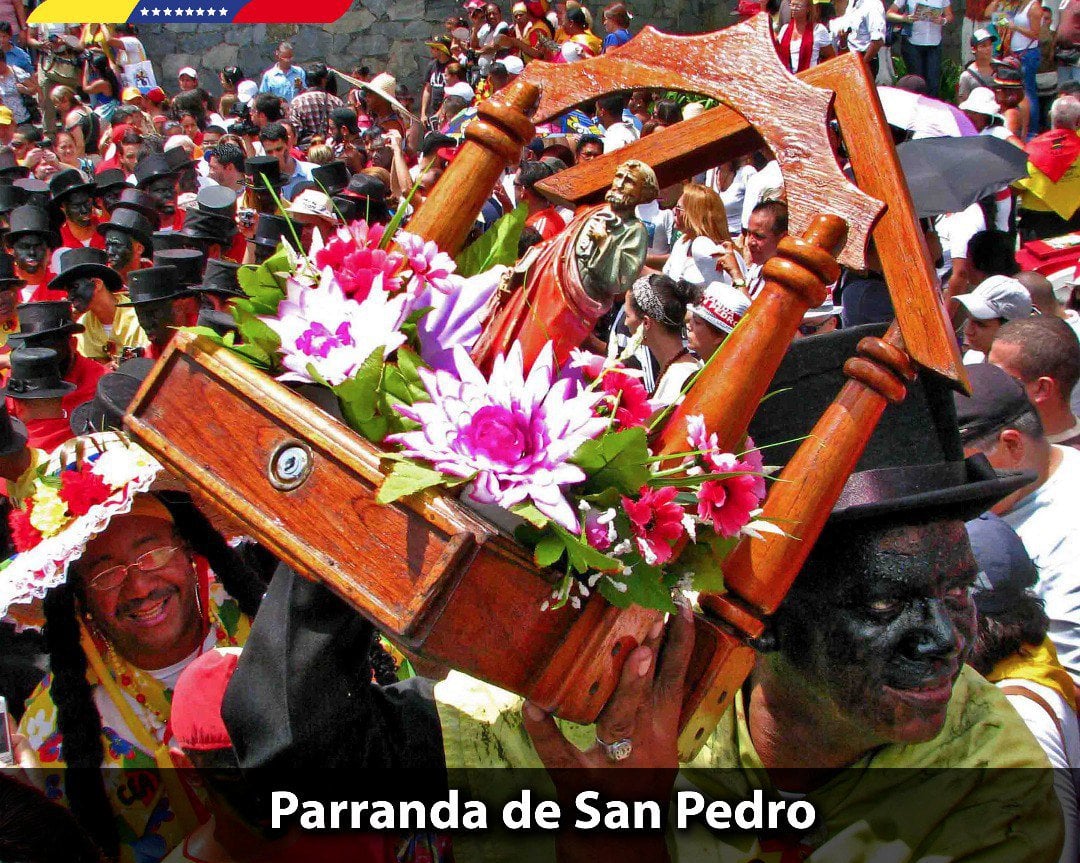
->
[334,69,417,121]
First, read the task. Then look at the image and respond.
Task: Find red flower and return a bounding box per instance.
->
[600,370,653,429]
[621,485,686,565]
[696,454,760,538]
[59,465,112,517]
[9,506,41,552]
[313,224,403,303]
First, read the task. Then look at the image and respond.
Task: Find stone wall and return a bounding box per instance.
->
[133,0,728,97]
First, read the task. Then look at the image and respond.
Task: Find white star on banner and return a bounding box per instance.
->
[151,7,160,13]
[196,7,204,14]
[219,7,227,15]
[163,7,171,13]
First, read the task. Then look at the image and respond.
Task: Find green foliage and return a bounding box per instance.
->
[939,58,962,103]
[570,427,652,495]
[377,460,458,504]
[599,561,677,613]
[455,204,528,278]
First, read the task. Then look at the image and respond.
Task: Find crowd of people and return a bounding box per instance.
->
[0,1,1076,862]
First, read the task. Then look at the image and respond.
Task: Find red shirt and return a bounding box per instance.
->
[18,273,67,304]
[58,218,106,252]
[7,351,106,452]
[526,207,567,241]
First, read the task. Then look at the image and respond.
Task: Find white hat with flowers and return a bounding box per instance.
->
[1,433,169,632]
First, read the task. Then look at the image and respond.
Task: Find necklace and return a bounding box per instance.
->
[657,346,690,383]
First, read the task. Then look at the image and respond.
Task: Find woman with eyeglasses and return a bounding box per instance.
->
[662,182,748,292]
[7,434,266,862]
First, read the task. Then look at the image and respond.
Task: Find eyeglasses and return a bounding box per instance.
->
[86,545,184,592]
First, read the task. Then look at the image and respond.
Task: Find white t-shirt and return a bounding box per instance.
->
[934,202,985,278]
[777,22,835,67]
[999,678,1080,863]
[602,120,639,154]
[1003,446,1080,684]
[664,235,726,287]
[651,358,702,410]
[740,160,783,232]
[894,0,950,45]
[704,164,757,238]
[830,0,887,50]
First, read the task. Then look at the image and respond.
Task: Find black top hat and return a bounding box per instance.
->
[117,265,190,306]
[97,207,155,250]
[94,168,131,197]
[342,174,391,223]
[7,301,84,343]
[152,249,205,286]
[311,161,350,196]
[13,179,51,210]
[331,195,360,224]
[195,258,244,299]
[113,188,161,224]
[48,169,96,205]
[48,247,123,293]
[179,208,235,243]
[244,156,285,189]
[0,253,25,289]
[0,148,28,179]
[0,182,26,214]
[133,154,177,188]
[151,231,192,253]
[3,346,76,401]
[196,185,238,218]
[0,399,27,457]
[164,145,198,172]
[5,205,60,247]
[250,213,294,249]
[69,358,150,435]
[195,307,239,339]
[746,324,1032,527]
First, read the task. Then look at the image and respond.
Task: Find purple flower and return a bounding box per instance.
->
[388,341,610,532]
[396,230,458,295]
[260,268,408,385]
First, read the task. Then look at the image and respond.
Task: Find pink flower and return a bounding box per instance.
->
[396,230,458,295]
[741,435,767,500]
[696,454,761,538]
[583,507,617,551]
[622,486,686,565]
[314,221,403,302]
[599,369,652,429]
[388,342,609,532]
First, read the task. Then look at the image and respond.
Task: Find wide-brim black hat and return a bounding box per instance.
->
[164,145,199,172]
[250,213,294,249]
[97,207,155,250]
[133,154,177,188]
[13,179,51,209]
[0,182,26,214]
[49,247,123,292]
[244,156,286,189]
[195,258,245,298]
[179,208,235,243]
[196,185,238,218]
[152,248,205,286]
[113,188,161,224]
[117,264,191,306]
[746,324,1032,525]
[0,148,28,180]
[69,360,149,435]
[311,161,350,196]
[151,231,192,253]
[49,169,96,205]
[3,346,77,400]
[0,252,25,289]
[7,300,85,342]
[195,307,239,338]
[5,204,60,247]
[94,168,131,196]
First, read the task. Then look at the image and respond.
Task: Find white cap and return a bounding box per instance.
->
[500,55,525,75]
[955,275,1033,321]
[682,102,706,120]
[236,80,258,105]
[560,40,588,62]
[164,134,195,153]
[178,66,198,80]
[690,282,751,334]
[444,81,475,102]
[958,87,1002,119]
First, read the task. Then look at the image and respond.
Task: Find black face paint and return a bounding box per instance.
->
[770,520,977,744]
[134,299,179,344]
[101,190,124,214]
[67,276,97,313]
[62,191,94,228]
[12,235,47,274]
[145,177,177,217]
[103,229,135,271]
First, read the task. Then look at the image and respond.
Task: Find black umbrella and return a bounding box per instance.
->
[896,135,1029,218]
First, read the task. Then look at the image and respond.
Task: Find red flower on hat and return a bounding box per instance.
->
[59,464,113,518]
[622,485,686,565]
[9,506,41,553]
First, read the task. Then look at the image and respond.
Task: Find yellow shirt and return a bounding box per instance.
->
[76,302,149,361]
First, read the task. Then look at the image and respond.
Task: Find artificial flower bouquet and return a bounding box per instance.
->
[195,218,778,614]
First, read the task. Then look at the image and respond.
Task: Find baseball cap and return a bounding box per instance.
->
[501,55,525,75]
[145,87,166,105]
[690,282,751,334]
[966,512,1038,615]
[953,362,1035,445]
[178,66,198,80]
[425,35,453,56]
[0,106,12,126]
[121,86,142,102]
[954,275,1032,321]
[236,80,258,105]
[970,27,994,47]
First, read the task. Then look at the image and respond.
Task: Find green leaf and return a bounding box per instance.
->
[400,306,433,349]
[571,427,652,495]
[673,538,738,595]
[183,326,227,348]
[334,347,385,426]
[599,566,677,613]
[553,524,623,575]
[455,204,528,278]
[376,460,448,504]
[511,502,550,529]
[533,533,565,568]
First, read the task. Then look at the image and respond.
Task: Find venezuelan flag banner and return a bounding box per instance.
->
[29,0,352,23]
